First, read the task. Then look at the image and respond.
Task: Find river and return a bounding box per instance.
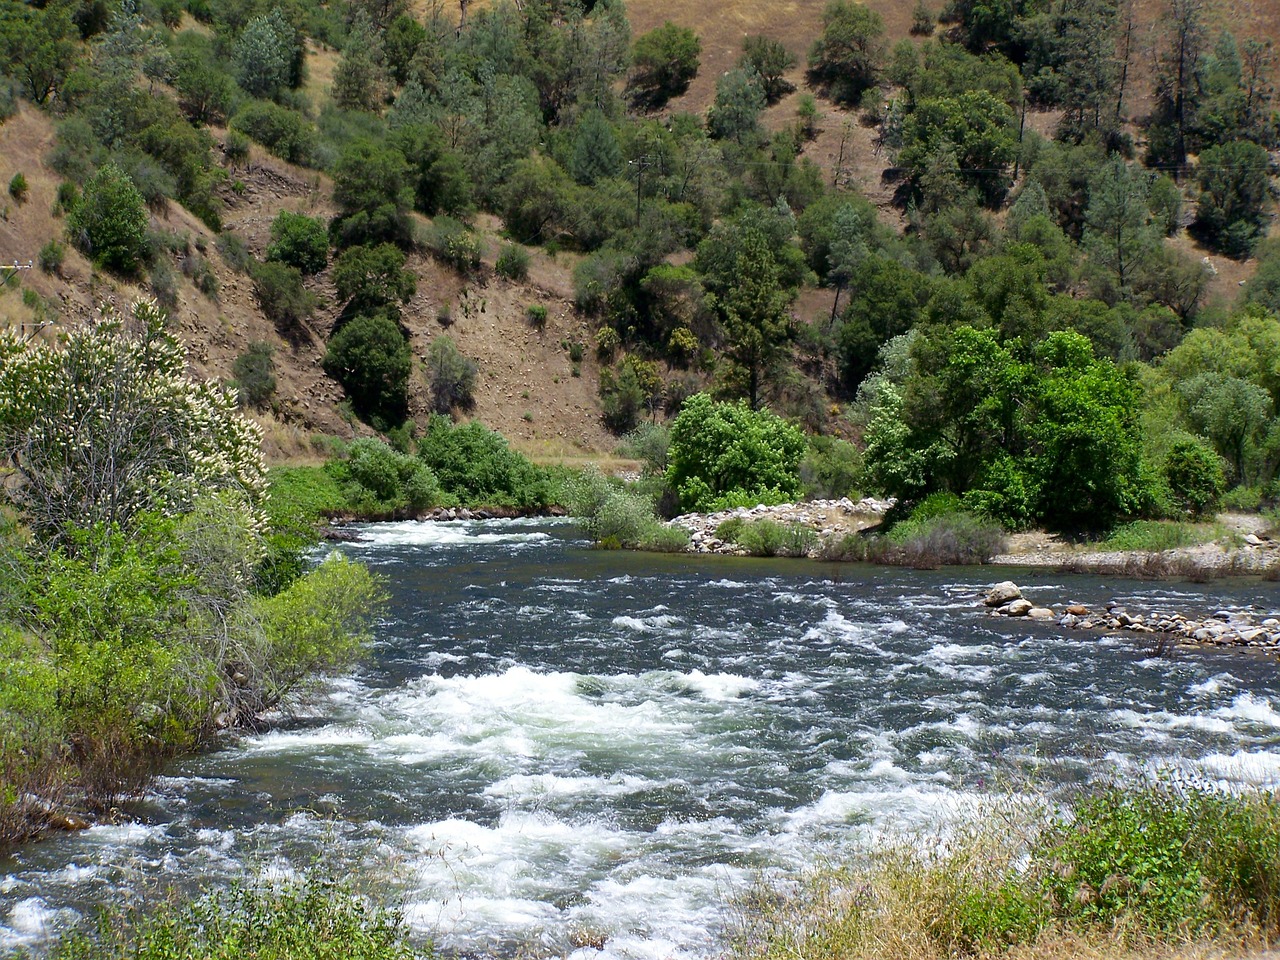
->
[3,518,1279,957]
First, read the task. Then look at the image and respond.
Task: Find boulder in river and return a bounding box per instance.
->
[1001,598,1034,617]
[985,582,1022,607]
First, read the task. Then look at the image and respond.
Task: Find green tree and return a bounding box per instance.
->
[66,161,149,274]
[1192,140,1271,258]
[266,210,329,275]
[570,109,623,186]
[898,91,1017,203]
[711,228,794,408]
[323,313,412,428]
[629,21,701,107]
[1082,155,1158,299]
[665,393,807,511]
[1178,372,1274,483]
[0,0,79,105]
[707,67,766,145]
[1163,437,1225,517]
[740,35,796,103]
[332,11,388,112]
[233,9,298,101]
[332,243,416,316]
[0,299,267,539]
[425,335,478,413]
[807,0,885,104]
[331,139,414,246]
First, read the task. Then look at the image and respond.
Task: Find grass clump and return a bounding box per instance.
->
[49,870,424,960]
[719,517,818,557]
[1101,520,1223,552]
[567,467,688,551]
[820,510,1005,567]
[733,781,1280,960]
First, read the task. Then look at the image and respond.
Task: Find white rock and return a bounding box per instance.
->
[985,581,1022,607]
[1028,607,1055,620]
[1002,598,1034,617]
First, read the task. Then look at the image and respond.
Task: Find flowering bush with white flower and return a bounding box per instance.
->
[0,298,267,541]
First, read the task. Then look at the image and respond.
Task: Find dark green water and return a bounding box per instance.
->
[3,519,1279,958]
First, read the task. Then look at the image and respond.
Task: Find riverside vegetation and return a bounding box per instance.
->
[0,299,384,848]
[4,0,1280,952]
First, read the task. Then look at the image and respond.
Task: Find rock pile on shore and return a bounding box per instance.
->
[983,581,1280,653]
[670,497,895,555]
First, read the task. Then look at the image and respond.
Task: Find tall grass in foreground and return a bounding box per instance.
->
[732,782,1280,960]
[47,871,426,960]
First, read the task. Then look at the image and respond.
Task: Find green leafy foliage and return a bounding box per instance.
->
[251,260,317,332]
[327,437,441,518]
[65,162,149,273]
[629,21,701,107]
[807,0,885,104]
[425,335,478,413]
[49,870,421,960]
[666,393,806,512]
[416,416,554,508]
[267,211,329,275]
[1163,437,1225,517]
[323,313,411,430]
[232,341,277,408]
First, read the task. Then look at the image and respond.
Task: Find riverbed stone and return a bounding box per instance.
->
[1066,604,1088,616]
[1002,598,1033,616]
[1027,606,1054,620]
[985,582,1022,606]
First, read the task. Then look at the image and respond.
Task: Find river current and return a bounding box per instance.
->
[3,519,1279,957]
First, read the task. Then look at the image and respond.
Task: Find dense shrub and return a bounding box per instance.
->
[666,393,807,512]
[65,162,149,273]
[1164,437,1226,518]
[38,239,65,274]
[725,518,818,557]
[425,216,484,272]
[251,260,316,332]
[329,437,440,517]
[8,172,28,202]
[232,341,277,408]
[216,232,254,273]
[566,467,688,550]
[231,101,318,166]
[417,416,552,508]
[267,210,329,274]
[800,435,863,500]
[323,313,411,429]
[46,870,422,960]
[629,22,701,107]
[496,243,531,280]
[425,335,478,413]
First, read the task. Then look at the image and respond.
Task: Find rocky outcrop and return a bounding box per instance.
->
[981,582,1280,654]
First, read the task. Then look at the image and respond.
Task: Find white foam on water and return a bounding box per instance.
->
[801,610,886,653]
[371,667,699,767]
[242,725,372,754]
[484,772,664,801]
[611,614,681,633]
[1194,750,1280,787]
[346,521,553,549]
[676,670,760,701]
[1,898,60,948]
[1214,692,1280,729]
[1188,674,1232,696]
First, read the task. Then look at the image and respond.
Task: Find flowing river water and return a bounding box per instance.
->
[3,519,1280,957]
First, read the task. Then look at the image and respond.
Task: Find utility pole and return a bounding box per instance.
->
[629,155,653,227]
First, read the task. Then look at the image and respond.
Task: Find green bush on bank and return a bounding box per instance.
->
[416,416,556,509]
[49,870,423,960]
[736,781,1280,960]
[566,467,689,551]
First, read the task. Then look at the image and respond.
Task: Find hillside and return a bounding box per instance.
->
[0,0,1277,480]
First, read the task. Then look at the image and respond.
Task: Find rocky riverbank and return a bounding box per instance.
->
[982,581,1280,655]
[668,497,895,555]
